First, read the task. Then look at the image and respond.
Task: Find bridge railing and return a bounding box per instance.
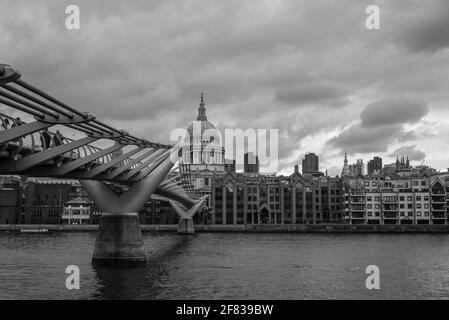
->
[0,111,116,164]
[0,108,172,181]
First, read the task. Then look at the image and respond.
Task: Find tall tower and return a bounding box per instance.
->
[341,149,350,177]
[302,153,319,174]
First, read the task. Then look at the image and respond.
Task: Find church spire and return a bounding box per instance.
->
[197,92,207,121]
[342,149,350,177]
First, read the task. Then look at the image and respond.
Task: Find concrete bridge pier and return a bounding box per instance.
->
[92,213,145,266]
[178,217,195,235]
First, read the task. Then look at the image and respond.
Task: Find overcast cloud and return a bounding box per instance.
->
[1,0,449,175]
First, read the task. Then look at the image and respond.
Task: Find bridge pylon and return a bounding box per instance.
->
[169,196,208,235]
[80,151,177,267]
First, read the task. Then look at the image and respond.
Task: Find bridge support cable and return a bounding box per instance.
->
[47,143,125,176]
[124,151,170,181]
[77,147,143,179]
[102,148,162,180]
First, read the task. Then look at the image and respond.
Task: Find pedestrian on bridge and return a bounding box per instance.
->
[0,118,10,156]
[40,128,52,150]
[53,130,64,147]
[52,130,65,167]
[0,118,10,130]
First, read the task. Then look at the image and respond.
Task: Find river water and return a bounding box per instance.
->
[1,232,449,299]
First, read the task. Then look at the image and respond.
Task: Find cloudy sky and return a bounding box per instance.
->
[1,0,449,175]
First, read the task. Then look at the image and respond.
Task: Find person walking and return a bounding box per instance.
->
[53,130,64,147]
[40,129,52,150]
[52,130,65,166]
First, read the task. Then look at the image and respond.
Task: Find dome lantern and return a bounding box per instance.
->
[197,92,207,121]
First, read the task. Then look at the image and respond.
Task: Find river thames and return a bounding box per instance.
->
[1,232,449,299]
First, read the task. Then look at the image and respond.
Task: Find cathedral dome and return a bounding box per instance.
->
[186,92,220,144]
[181,93,224,169]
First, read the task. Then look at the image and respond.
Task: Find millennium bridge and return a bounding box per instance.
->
[0,63,207,266]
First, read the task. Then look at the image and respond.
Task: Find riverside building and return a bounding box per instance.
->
[343,174,449,225]
[210,165,343,225]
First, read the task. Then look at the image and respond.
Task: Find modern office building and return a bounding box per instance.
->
[210,165,343,225]
[244,152,259,174]
[302,153,319,174]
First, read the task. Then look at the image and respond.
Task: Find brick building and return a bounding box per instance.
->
[210,165,343,225]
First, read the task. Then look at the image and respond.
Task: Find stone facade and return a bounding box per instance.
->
[210,166,343,225]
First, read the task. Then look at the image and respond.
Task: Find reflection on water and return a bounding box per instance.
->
[1,232,449,299]
[92,235,193,300]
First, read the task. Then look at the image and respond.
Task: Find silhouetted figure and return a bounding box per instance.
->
[1,118,10,130]
[11,117,23,127]
[52,130,65,167]
[52,130,64,147]
[0,118,9,154]
[40,129,52,149]
[11,118,23,145]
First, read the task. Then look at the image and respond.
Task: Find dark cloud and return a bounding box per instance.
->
[327,124,401,153]
[327,97,429,154]
[388,145,426,162]
[391,1,449,53]
[274,82,349,107]
[360,98,429,127]
[398,131,417,143]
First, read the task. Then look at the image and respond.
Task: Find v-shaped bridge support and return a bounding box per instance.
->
[80,152,177,267]
[169,195,208,234]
